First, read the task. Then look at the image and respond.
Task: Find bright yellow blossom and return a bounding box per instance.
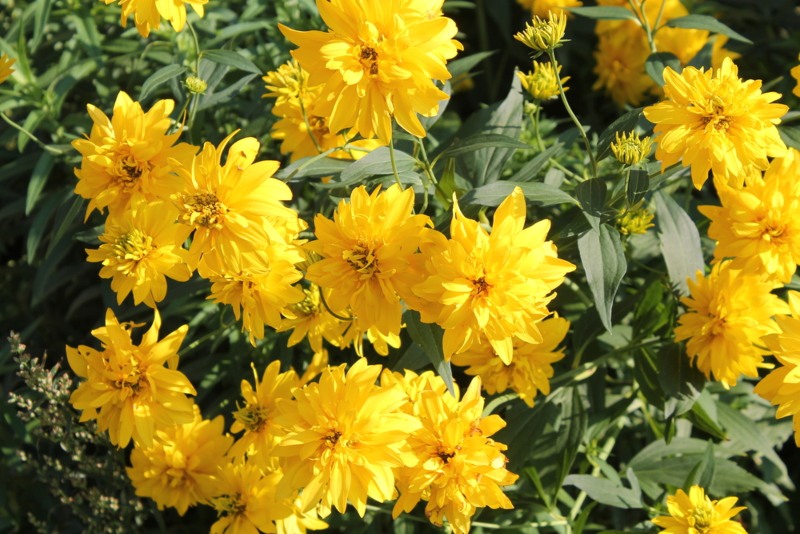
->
[127,406,232,515]
[392,376,518,534]
[279,0,462,143]
[792,54,800,98]
[72,91,196,218]
[103,0,208,37]
[700,149,800,284]
[755,291,800,446]
[611,131,653,166]
[86,200,192,307]
[201,247,305,345]
[229,361,299,464]
[409,186,575,363]
[517,60,567,101]
[674,262,788,388]
[592,29,654,107]
[514,11,568,52]
[452,315,569,407]
[274,358,420,517]
[67,308,195,447]
[644,58,788,190]
[172,131,305,273]
[517,0,582,18]
[210,460,291,534]
[652,485,747,534]
[305,184,431,347]
[617,206,655,236]
[277,284,350,353]
[0,53,15,84]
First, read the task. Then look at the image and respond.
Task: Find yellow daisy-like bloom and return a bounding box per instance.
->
[72,91,197,218]
[201,247,305,345]
[172,131,305,273]
[643,58,788,190]
[700,149,800,284]
[86,200,192,308]
[275,496,329,534]
[617,206,655,236]
[277,284,350,353]
[652,485,747,534]
[392,376,518,534]
[513,11,568,52]
[279,0,462,143]
[409,186,575,364]
[755,291,800,446]
[210,460,292,534]
[592,28,655,107]
[452,315,568,407]
[229,361,299,464]
[516,0,582,18]
[0,53,15,84]
[305,184,431,345]
[611,131,653,166]
[103,0,208,38]
[126,406,232,515]
[274,358,420,517]
[674,262,788,388]
[791,54,800,98]
[67,308,195,447]
[516,60,567,101]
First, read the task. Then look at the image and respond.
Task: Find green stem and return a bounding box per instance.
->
[388,139,403,188]
[186,21,202,74]
[319,288,355,322]
[628,0,658,53]
[299,95,324,155]
[1,113,65,154]
[547,50,597,180]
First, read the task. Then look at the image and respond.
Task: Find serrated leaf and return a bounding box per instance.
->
[567,6,639,21]
[564,475,642,508]
[578,225,627,333]
[404,310,454,395]
[665,15,752,44]
[596,108,645,162]
[201,49,261,74]
[627,169,649,205]
[645,52,681,86]
[460,180,577,208]
[653,190,704,295]
[140,64,187,101]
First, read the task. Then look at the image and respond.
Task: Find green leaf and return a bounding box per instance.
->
[687,389,727,440]
[139,64,187,101]
[509,140,565,182]
[437,133,530,159]
[575,178,607,220]
[645,52,681,86]
[653,190,704,295]
[277,153,351,181]
[664,15,753,44]
[404,311,454,395]
[201,49,262,74]
[564,475,642,508]
[634,347,665,410]
[197,73,258,111]
[447,50,496,78]
[596,108,645,162]
[779,125,800,150]
[627,169,649,206]
[460,180,577,208]
[657,343,705,418]
[25,152,54,215]
[716,402,789,481]
[577,225,627,333]
[684,441,716,490]
[31,0,55,52]
[567,6,639,21]
[316,147,416,189]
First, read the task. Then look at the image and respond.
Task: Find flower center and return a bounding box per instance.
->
[179,192,227,229]
[213,493,247,517]
[436,445,456,463]
[308,115,330,136]
[359,46,380,77]
[695,97,731,132]
[762,220,787,243]
[472,276,492,298]
[343,242,379,278]
[113,149,150,191]
[324,429,342,448]
[233,404,268,433]
[690,500,715,532]
[109,354,147,396]
[110,229,155,262]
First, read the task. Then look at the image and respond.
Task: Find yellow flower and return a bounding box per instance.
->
[305,184,431,347]
[210,460,292,534]
[67,308,195,447]
[229,361,299,464]
[516,0,582,19]
[277,284,350,353]
[755,291,800,446]
[792,54,800,98]
[72,91,197,218]
[103,0,208,37]
[127,406,232,515]
[700,149,800,283]
[274,358,420,517]
[86,200,192,307]
[643,58,788,190]
[410,186,575,364]
[611,131,653,166]
[452,315,569,407]
[617,206,655,236]
[392,376,518,534]
[172,131,305,273]
[513,11,568,53]
[516,60,567,101]
[674,262,788,388]
[652,485,747,534]
[592,29,655,107]
[0,53,15,84]
[279,0,462,143]
[201,247,305,345]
